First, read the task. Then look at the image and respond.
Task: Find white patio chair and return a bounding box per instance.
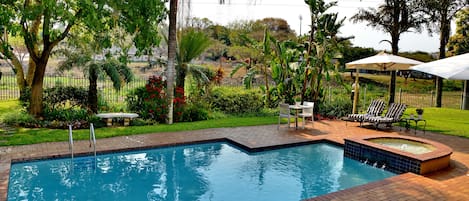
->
[278,103,294,129]
[298,102,314,129]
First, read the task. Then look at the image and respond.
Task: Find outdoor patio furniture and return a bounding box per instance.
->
[364,103,407,130]
[347,99,386,126]
[298,102,314,129]
[278,103,295,129]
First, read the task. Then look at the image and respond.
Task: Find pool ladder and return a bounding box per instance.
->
[68,123,97,160]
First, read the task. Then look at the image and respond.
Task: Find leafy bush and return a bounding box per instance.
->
[126,76,185,123]
[43,86,88,109]
[209,87,263,114]
[43,107,89,122]
[182,102,209,122]
[29,86,96,129]
[2,111,38,127]
[317,98,353,118]
[443,80,463,91]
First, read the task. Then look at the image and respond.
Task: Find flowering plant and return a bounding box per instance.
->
[127,76,186,123]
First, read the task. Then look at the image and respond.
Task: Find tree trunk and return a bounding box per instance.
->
[88,67,98,113]
[176,64,186,92]
[166,0,178,124]
[389,35,399,105]
[436,16,450,108]
[29,61,47,117]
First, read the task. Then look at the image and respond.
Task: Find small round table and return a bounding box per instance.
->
[405,118,427,134]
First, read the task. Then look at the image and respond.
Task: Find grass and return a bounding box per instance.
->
[402,107,469,138]
[0,117,278,146]
[0,100,21,121]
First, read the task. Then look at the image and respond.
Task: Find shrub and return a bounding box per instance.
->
[182,102,209,122]
[2,111,38,127]
[209,87,263,114]
[317,98,353,118]
[126,76,185,123]
[39,86,96,129]
[43,86,88,109]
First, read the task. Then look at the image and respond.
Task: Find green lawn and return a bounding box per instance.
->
[403,107,469,138]
[0,110,278,146]
[2,101,469,146]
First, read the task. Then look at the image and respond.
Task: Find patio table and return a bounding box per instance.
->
[289,104,303,129]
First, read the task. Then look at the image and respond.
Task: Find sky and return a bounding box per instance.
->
[183,0,442,53]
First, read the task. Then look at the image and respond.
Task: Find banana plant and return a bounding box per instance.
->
[229,29,275,106]
[269,38,304,105]
[302,0,347,103]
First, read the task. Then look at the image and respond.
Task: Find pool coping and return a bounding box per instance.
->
[1,122,468,200]
[9,137,342,163]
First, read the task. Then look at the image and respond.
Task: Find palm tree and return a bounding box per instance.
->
[419,0,468,107]
[167,0,178,124]
[176,29,212,92]
[57,52,133,114]
[351,0,424,104]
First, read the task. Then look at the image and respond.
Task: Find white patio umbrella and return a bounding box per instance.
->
[346,52,423,113]
[410,53,469,109]
[346,52,423,71]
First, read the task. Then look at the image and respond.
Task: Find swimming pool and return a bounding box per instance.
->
[8,142,395,201]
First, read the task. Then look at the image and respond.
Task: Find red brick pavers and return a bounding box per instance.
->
[1,120,468,200]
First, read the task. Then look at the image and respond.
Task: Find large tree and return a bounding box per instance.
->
[167,0,178,124]
[351,0,424,104]
[447,7,469,55]
[0,0,166,117]
[420,0,468,107]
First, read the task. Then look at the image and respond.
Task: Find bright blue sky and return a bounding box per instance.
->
[185,0,442,53]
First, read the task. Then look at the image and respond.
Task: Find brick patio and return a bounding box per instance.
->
[1,120,468,200]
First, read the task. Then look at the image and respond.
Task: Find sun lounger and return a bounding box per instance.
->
[347,99,386,126]
[364,103,407,129]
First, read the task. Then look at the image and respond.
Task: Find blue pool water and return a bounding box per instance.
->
[8,142,395,201]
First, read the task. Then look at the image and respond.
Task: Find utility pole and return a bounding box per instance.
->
[299,15,303,36]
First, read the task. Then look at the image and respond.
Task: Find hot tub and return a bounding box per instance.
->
[344,135,452,174]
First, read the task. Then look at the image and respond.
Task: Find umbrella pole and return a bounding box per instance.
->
[464,80,469,110]
[352,69,359,114]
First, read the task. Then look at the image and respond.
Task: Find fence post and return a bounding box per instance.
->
[363,86,367,109]
[430,90,434,107]
[399,88,402,104]
[461,92,464,110]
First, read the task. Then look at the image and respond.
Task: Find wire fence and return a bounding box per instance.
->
[0,71,465,109]
[0,72,146,103]
[323,85,464,111]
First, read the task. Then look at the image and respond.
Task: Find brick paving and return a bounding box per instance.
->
[1,120,468,200]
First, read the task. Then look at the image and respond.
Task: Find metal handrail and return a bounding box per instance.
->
[68,125,74,159]
[89,123,97,158]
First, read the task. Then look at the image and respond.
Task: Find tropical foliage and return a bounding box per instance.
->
[0,0,167,117]
[176,29,212,91]
[56,29,134,114]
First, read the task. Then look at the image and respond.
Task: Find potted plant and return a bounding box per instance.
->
[416,108,424,119]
